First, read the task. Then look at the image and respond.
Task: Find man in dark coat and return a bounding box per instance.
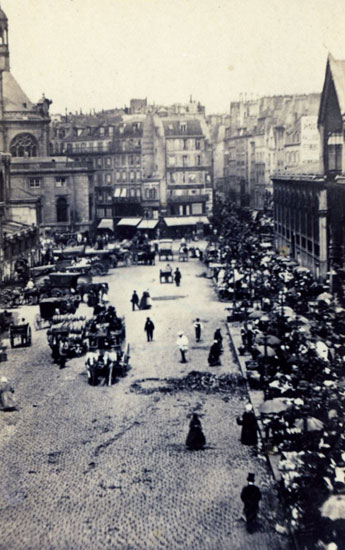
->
[194,318,202,342]
[238,403,258,446]
[144,317,155,342]
[174,268,182,287]
[241,473,262,533]
[186,413,206,450]
[131,290,139,311]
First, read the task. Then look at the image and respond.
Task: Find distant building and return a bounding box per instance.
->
[0,6,95,246]
[0,153,40,281]
[217,94,321,209]
[10,157,94,237]
[272,54,345,286]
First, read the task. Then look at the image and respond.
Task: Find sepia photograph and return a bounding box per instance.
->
[1,1,345,548]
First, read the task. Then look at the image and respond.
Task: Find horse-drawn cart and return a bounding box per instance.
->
[85,316,129,386]
[178,245,189,262]
[159,266,173,283]
[158,239,174,261]
[10,321,32,348]
[34,297,79,330]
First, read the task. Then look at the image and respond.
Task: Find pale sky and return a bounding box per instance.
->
[3,0,345,115]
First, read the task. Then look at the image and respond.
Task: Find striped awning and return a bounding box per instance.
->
[97,219,114,230]
[163,216,209,227]
[137,219,158,230]
[116,217,142,227]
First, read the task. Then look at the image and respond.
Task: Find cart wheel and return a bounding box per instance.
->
[34,314,42,331]
[67,239,77,247]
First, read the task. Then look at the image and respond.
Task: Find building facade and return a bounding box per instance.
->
[9,157,94,237]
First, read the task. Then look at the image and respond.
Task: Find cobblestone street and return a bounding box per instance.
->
[0,248,293,550]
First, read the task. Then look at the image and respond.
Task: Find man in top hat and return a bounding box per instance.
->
[130,290,139,311]
[240,473,262,533]
[144,317,155,342]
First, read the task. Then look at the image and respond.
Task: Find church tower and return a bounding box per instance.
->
[0,5,9,72]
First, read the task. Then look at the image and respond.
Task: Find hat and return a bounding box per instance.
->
[247,473,255,482]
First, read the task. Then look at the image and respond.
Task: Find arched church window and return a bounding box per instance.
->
[56,197,68,223]
[10,133,38,157]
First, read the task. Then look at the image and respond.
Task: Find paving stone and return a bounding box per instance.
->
[0,251,291,550]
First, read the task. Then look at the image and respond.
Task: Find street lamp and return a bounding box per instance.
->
[262,332,270,401]
[231,258,236,312]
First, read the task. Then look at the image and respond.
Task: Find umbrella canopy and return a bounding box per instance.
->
[294,417,324,432]
[256,345,276,357]
[287,315,310,326]
[273,305,296,318]
[259,397,291,415]
[248,310,265,319]
[257,334,281,346]
[320,495,345,521]
[316,292,333,302]
[295,266,310,274]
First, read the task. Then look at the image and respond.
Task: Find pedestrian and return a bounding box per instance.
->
[176,331,189,363]
[208,339,222,366]
[240,473,262,533]
[194,318,203,342]
[131,290,139,311]
[174,267,182,287]
[51,334,60,363]
[58,337,69,369]
[144,317,155,342]
[186,413,206,450]
[237,403,258,446]
[0,376,17,411]
[139,290,151,310]
[214,328,223,352]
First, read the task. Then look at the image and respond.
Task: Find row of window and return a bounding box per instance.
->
[169,203,203,216]
[29,177,67,188]
[93,155,141,169]
[167,154,203,167]
[166,138,203,151]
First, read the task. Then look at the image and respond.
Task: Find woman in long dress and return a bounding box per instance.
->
[186,413,206,450]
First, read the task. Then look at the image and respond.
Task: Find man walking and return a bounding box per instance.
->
[174,267,182,287]
[176,331,189,363]
[240,473,262,533]
[194,318,203,342]
[144,317,155,342]
[130,290,139,311]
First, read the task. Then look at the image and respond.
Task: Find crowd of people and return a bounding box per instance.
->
[207,200,345,548]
